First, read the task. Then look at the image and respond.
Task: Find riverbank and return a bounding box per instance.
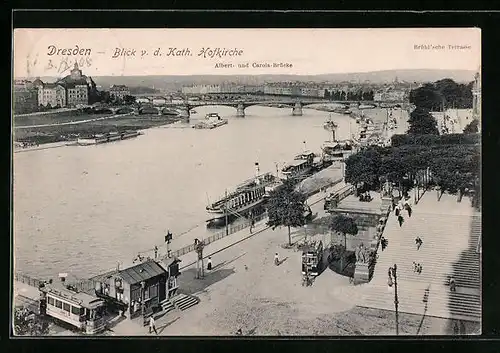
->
[14,114,182,145]
[107,180,453,336]
[14,107,79,118]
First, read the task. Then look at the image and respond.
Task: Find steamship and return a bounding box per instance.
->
[281,151,316,181]
[206,163,282,227]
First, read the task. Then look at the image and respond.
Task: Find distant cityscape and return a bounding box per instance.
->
[13,65,421,115]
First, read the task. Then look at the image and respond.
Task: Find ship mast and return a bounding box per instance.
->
[225,189,229,236]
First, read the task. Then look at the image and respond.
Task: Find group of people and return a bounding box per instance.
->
[393,196,412,227]
[413,261,423,274]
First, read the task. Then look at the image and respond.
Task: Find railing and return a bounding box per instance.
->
[14,272,44,289]
[167,211,269,260]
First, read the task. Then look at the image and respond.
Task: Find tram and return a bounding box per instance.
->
[40,283,107,334]
[301,240,324,276]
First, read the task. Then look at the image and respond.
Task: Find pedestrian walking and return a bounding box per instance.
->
[413,261,418,272]
[407,204,412,218]
[149,316,158,335]
[415,237,423,250]
[381,236,387,251]
[274,252,280,266]
[417,263,422,274]
[207,256,212,271]
[394,205,400,216]
[398,214,404,227]
[249,218,255,234]
[449,276,456,292]
[154,246,158,259]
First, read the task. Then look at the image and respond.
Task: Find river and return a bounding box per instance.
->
[13,105,360,279]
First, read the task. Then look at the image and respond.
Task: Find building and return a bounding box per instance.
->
[31,62,96,108]
[182,84,222,95]
[472,70,481,121]
[94,259,180,319]
[109,85,131,100]
[55,63,93,106]
[38,83,66,108]
[373,87,406,102]
[13,87,39,114]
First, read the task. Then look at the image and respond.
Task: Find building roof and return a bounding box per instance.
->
[110,85,129,90]
[65,82,88,89]
[43,83,65,89]
[43,283,104,309]
[118,260,167,285]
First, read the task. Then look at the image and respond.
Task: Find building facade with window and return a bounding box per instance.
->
[14,87,39,114]
[95,260,173,319]
[38,83,67,107]
[109,85,131,100]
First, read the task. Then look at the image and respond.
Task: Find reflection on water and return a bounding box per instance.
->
[14,105,356,278]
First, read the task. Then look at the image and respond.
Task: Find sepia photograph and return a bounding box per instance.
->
[11,28,481,337]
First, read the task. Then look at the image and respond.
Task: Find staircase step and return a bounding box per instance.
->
[173,294,200,311]
[366,196,481,323]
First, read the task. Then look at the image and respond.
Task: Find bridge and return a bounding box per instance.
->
[133,95,409,117]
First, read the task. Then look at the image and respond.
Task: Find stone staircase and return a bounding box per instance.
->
[358,193,481,323]
[159,297,176,315]
[172,293,200,311]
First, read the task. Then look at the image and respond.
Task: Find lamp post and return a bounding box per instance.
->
[304,224,308,244]
[387,264,399,335]
[140,281,146,319]
[414,179,418,205]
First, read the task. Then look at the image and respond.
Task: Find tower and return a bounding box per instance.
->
[70,62,83,80]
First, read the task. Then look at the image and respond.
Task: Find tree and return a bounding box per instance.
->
[407,107,439,135]
[463,119,479,134]
[329,214,358,269]
[345,146,384,191]
[13,307,49,336]
[410,83,442,111]
[266,180,307,245]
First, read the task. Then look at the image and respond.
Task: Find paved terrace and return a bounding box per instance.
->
[356,190,481,325]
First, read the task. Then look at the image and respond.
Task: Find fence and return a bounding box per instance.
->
[14,272,44,289]
[168,211,269,260]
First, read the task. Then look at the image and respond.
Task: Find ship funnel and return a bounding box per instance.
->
[255,162,260,177]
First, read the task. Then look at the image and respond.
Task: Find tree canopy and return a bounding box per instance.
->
[407,107,440,135]
[13,307,49,336]
[266,180,307,245]
[329,214,358,249]
[463,119,479,134]
[410,79,473,111]
[344,143,479,195]
[344,145,385,190]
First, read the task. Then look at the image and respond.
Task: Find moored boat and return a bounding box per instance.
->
[281,151,315,181]
[77,130,140,145]
[206,164,282,226]
[193,112,228,129]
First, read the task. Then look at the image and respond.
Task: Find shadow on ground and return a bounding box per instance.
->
[177,252,245,296]
[178,267,236,296]
[445,213,481,335]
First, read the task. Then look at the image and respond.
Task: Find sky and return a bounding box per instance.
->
[13,28,481,78]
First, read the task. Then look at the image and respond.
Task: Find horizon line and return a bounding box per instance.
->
[13,68,477,80]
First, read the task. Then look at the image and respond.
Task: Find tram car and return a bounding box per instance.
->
[301,240,324,276]
[40,283,107,335]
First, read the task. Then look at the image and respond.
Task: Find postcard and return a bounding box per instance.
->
[12,28,481,337]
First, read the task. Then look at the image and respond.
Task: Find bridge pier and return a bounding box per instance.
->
[178,106,190,120]
[236,103,246,118]
[292,102,303,116]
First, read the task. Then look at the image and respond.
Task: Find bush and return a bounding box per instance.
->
[391,133,480,147]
